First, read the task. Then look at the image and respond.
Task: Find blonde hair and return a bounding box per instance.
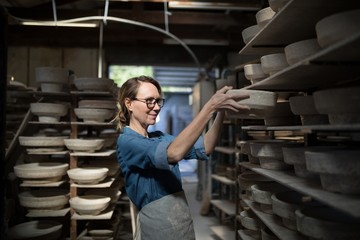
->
[114,76,162,132]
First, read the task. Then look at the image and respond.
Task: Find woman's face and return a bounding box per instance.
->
[127,81,161,129]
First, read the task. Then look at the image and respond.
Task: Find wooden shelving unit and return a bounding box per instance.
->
[231,0,360,239]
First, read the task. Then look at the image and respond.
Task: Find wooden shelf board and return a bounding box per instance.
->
[20,180,67,187]
[215,146,240,155]
[240,162,360,218]
[210,199,236,216]
[241,124,360,133]
[243,199,307,240]
[26,207,70,217]
[210,225,235,240]
[70,91,115,97]
[211,174,236,185]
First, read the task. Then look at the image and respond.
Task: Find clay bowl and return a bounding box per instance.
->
[255,7,276,28]
[35,67,70,84]
[251,182,288,214]
[271,191,322,230]
[19,136,68,148]
[87,229,114,237]
[238,140,261,164]
[261,227,279,240]
[238,229,261,240]
[64,139,104,152]
[74,108,114,123]
[268,0,290,12]
[284,39,322,65]
[243,63,268,84]
[239,210,262,231]
[70,195,111,215]
[226,89,278,119]
[313,86,360,125]
[215,76,236,90]
[85,189,121,204]
[295,207,360,239]
[263,101,299,126]
[83,158,119,177]
[30,103,68,123]
[305,149,360,194]
[78,99,116,110]
[74,77,113,92]
[40,83,63,93]
[238,172,273,192]
[316,9,360,48]
[67,167,109,184]
[250,140,300,170]
[242,24,261,44]
[282,146,327,179]
[19,189,69,210]
[14,162,69,181]
[7,220,63,240]
[261,53,289,75]
[289,95,328,125]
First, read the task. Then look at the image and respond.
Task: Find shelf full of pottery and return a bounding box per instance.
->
[239,0,360,91]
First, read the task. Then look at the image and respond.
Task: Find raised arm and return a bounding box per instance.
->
[167,86,249,163]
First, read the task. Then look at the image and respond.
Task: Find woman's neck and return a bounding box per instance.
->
[129,123,148,138]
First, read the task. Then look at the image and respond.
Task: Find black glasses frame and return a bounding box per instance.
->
[133,97,165,108]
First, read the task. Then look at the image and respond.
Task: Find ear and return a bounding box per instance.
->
[125,98,133,111]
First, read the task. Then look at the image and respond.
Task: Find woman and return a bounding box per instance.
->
[115,75,249,239]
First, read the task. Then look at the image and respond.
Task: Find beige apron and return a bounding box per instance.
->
[134,191,195,240]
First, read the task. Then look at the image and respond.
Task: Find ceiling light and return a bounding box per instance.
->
[168,1,260,11]
[21,21,98,28]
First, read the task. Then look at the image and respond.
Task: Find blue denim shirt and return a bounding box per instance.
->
[116,127,209,210]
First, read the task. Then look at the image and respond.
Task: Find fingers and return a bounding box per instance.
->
[218,85,233,94]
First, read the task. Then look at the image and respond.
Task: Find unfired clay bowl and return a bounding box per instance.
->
[40,83,63,93]
[268,0,290,12]
[238,172,273,192]
[74,108,114,123]
[239,210,261,231]
[64,139,104,152]
[30,103,68,123]
[271,191,322,231]
[70,195,111,215]
[19,189,69,210]
[305,149,360,194]
[284,38,322,65]
[35,67,70,84]
[242,24,261,44]
[261,53,289,75]
[296,207,360,239]
[74,77,113,92]
[226,89,278,119]
[263,101,299,126]
[19,136,68,148]
[289,95,328,125]
[7,220,63,240]
[255,7,276,28]
[313,86,360,125]
[67,167,109,184]
[316,9,360,48]
[244,63,268,83]
[14,162,69,180]
[78,100,116,110]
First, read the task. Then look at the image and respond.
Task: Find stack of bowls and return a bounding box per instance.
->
[35,67,71,93]
[289,95,328,125]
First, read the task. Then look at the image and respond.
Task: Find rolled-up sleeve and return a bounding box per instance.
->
[184,136,209,161]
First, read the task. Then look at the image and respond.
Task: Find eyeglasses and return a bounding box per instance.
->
[133,97,165,108]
